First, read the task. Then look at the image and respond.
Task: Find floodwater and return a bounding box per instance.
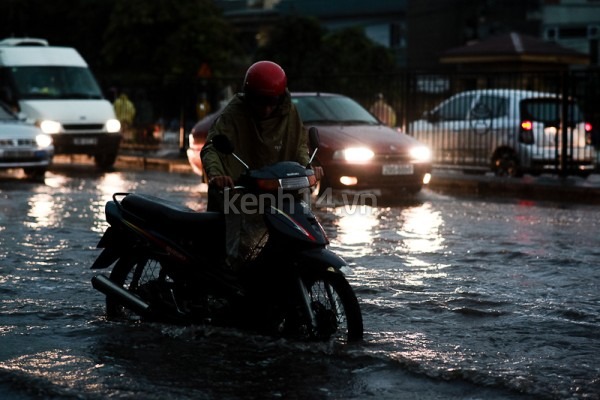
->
[1,166,599,399]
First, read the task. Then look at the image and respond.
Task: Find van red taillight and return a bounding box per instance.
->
[521,120,533,130]
[584,122,594,145]
[519,120,534,144]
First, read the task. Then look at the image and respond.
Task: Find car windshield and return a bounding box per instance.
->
[0,103,17,120]
[9,66,104,100]
[292,95,379,125]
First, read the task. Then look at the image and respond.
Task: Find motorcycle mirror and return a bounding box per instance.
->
[211,134,250,170]
[308,127,320,165]
[308,127,320,149]
[211,134,234,154]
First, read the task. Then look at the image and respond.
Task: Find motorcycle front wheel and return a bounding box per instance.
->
[299,271,363,343]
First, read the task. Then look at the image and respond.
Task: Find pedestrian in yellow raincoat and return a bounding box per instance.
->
[369,93,397,127]
[113,90,136,140]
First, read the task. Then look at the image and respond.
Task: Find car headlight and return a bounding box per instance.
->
[36,134,53,148]
[106,119,121,133]
[409,146,431,162]
[333,147,375,162]
[39,120,62,134]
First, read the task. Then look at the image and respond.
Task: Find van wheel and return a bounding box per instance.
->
[492,151,521,177]
[95,153,117,170]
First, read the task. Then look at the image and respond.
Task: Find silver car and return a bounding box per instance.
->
[0,102,53,180]
[410,89,595,177]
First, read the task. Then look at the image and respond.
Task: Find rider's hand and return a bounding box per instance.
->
[208,175,234,189]
[312,166,324,181]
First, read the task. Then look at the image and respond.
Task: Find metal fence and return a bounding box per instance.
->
[128,69,600,177]
[403,71,600,177]
[290,70,600,177]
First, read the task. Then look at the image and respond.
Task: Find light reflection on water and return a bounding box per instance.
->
[25,193,56,229]
[19,172,133,235]
[321,196,600,399]
[2,170,600,400]
[327,202,445,257]
[397,203,444,255]
[1,350,102,391]
[327,202,449,286]
[332,205,377,255]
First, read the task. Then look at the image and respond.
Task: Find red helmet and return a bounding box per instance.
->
[243,61,287,99]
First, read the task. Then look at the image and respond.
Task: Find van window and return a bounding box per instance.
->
[471,95,508,119]
[520,98,583,124]
[437,94,475,121]
[8,66,103,100]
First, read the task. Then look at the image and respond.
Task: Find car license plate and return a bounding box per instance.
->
[382,164,414,175]
[73,137,98,145]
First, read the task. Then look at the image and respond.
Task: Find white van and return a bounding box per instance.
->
[409,89,596,177]
[0,38,121,169]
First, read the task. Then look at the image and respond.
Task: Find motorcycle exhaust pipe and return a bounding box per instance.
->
[92,274,151,317]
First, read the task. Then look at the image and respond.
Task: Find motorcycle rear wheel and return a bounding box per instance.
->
[106,254,173,320]
[300,272,363,342]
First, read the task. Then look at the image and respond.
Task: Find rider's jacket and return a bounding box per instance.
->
[201,91,310,185]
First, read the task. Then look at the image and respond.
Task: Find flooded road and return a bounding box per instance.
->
[1,165,599,399]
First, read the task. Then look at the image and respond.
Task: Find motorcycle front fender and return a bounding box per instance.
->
[91,227,121,269]
[91,200,133,270]
[294,247,351,276]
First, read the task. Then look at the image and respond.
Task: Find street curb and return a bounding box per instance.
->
[114,153,600,205]
[429,172,600,204]
[116,155,193,173]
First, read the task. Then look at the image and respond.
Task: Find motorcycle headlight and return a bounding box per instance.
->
[39,120,62,134]
[409,146,431,162]
[333,147,375,162]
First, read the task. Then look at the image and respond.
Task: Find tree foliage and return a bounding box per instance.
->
[254,16,325,82]
[322,27,397,76]
[255,16,398,95]
[101,0,239,85]
[0,3,399,118]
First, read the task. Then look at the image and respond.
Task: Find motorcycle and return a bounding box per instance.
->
[90,128,364,342]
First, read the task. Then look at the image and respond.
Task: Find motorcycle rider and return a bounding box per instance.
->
[200,60,323,268]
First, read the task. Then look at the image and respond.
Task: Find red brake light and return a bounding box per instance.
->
[256,178,281,191]
[519,120,535,144]
[585,122,593,132]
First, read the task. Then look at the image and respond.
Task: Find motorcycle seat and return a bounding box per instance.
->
[121,193,223,234]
